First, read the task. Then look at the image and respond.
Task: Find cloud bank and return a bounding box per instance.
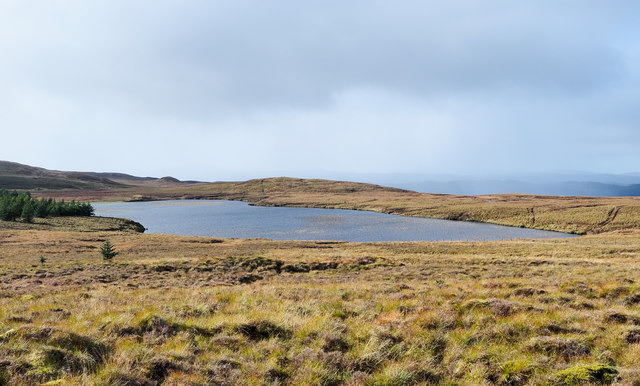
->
[1,1,638,180]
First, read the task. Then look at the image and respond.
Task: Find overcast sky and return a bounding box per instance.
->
[1,1,639,181]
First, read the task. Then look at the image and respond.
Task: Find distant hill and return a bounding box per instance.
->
[0,161,192,190]
[393,180,640,197]
[295,172,640,196]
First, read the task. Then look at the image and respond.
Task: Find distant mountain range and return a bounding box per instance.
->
[389,180,640,197]
[298,171,640,197]
[2,160,640,197]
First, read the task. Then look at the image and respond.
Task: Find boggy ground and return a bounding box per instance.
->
[2,222,640,385]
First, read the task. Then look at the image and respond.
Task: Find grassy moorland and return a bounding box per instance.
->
[2,220,640,385]
[3,164,640,384]
[34,177,640,235]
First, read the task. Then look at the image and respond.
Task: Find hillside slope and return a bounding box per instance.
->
[0,160,192,190]
[0,161,127,190]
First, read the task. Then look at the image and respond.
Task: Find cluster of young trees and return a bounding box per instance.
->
[0,190,94,222]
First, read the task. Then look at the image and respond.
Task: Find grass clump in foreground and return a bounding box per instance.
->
[554,364,618,385]
[3,225,640,384]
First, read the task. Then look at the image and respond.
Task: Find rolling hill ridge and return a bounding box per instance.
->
[0,160,192,190]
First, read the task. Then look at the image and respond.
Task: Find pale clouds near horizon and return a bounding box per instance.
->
[0,1,639,180]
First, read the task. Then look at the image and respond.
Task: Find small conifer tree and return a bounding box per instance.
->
[99,240,118,260]
[0,201,9,221]
[21,201,35,223]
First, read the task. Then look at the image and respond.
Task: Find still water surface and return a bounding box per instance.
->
[93,200,578,242]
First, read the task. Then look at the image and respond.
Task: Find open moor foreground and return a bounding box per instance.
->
[2,221,640,384]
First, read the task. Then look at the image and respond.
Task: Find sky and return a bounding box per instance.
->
[1,1,639,181]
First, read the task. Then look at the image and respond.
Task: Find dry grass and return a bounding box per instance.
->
[2,220,640,384]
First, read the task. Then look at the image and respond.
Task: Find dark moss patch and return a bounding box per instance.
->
[624,293,640,305]
[282,262,311,273]
[322,335,350,353]
[604,311,640,325]
[265,367,289,383]
[152,264,176,273]
[321,328,350,353]
[426,333,448,364]
[235,320,291,341]
[234,273,263,284]
[625,329,640,344]
[146,356,179,384]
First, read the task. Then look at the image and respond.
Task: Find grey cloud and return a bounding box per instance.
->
[0,1,639,178]
[4,1,632,113]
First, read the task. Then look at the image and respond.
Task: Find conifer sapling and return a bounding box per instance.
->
[99,240,118,260]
